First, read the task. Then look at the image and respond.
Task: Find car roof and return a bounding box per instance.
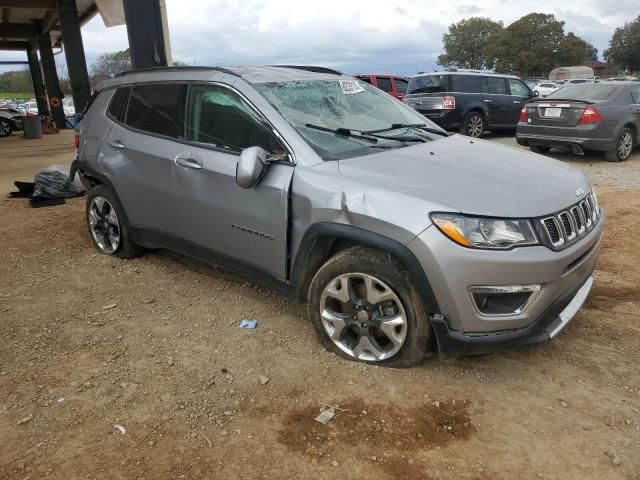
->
[353,74,408,79]
[409,71,522,80]
[97,65,349,90]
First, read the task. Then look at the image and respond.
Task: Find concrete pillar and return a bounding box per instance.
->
[123,0,171,69]
[57,0,91,113]
[38,32,66,129]
[26,47,49,116]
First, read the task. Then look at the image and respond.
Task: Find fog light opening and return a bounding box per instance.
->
[469,285,541,316]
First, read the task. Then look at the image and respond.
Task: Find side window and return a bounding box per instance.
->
[631,87,640,104]
[487,77,507,95]
[508,79,530,97]
[107,87,130,122]
[186,84,283,155]
[451,75,484,93]
[395,78,408,93]
[376,77,393,93]
[125,84,186,138]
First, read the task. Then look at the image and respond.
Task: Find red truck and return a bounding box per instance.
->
[354,74,409,101]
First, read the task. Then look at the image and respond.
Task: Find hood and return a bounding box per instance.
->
[338,135,592,218]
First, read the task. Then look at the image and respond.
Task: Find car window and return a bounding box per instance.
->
[107,88,130,122]
[631,87,640,104]
[451,75,484,93]
[508,79,530,96]
[125,84,186,138]
[395,78,408,93]
[407,75,448,94]
[487,77,507,94]
[547,84,618,102]
[357,76,372,84]
[186,84,283,155]
[376,77,393,93]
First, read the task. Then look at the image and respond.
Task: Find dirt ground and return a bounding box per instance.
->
[1,131,639,480]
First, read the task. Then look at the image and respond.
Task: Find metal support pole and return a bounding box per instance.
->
[38,32,66,128]
[26,47,49,116]
[122,0,170,69]
[57,0,91,113]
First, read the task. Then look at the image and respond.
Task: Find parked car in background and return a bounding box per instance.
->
[353,74,408,100]
[403,70,534,137]
[73,65,602,365]
[23,101,39,115]
[0,107,24,137]
[63,99,75,117]
[517,82,640,162]
[532,82,561,98]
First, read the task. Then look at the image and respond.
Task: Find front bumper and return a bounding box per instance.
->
[431,275,593,357]
[408,212,603,356]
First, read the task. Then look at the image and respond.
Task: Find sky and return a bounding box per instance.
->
[0,0,638,76]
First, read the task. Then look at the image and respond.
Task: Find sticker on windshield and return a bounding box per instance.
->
[339,80,365,95]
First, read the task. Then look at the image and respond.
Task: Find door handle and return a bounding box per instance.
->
[174,156,203,170]
[513,100,521,104]
[483,99,492,103]
[108,140,125,149]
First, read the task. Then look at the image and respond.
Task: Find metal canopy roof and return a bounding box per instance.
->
[0,0,98,51]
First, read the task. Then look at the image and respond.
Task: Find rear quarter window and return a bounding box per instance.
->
[407,75,448,94]
[107,88,130,122]
[451,75,485,93]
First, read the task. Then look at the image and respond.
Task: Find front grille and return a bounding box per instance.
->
[539,192,600,249]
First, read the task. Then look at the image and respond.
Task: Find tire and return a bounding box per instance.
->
[529,145,551,154]
[604,127,634,162]
[461,111,485,138]
[85,184,143,258]
[0,118,12,137]
[307,246,432,367]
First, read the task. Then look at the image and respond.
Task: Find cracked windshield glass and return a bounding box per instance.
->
[256,79,444,160]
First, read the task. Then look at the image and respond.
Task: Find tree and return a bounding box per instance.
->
[438,17,503,70]
[604,16,640,73]
[559,33,597,65]
[90,49,132,84]
[487,13,595,77]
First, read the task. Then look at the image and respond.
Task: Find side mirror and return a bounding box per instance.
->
[236,146,268,189]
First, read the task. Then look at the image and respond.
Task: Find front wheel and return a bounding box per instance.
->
[604,127,634,162]
[307,247,432,367]
[461,112,485,138]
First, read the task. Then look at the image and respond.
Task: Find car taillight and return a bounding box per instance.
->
[519,106,528,123]
[74,133,80,150]
[578,106,603,124]
[442,96,455,110]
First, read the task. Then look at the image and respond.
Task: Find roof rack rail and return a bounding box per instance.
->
[270,65,343,75]
[115,66,238,78]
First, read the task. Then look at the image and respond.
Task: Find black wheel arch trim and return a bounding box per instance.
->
[290,222,441,316]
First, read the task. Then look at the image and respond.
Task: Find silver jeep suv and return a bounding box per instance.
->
[73,66,604,366]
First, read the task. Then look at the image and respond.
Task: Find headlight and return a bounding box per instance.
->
[431,213,538,249]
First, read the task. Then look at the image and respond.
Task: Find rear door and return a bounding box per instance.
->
[103,83,188,234]
[484,77,512,126]
[173,83,294,279]
[506,78,533,125]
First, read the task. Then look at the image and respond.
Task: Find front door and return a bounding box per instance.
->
[507,78,533,125]
[172,83,294,280]
[484,77,512,126]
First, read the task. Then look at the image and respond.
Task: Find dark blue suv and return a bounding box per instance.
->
[403,70,534,137]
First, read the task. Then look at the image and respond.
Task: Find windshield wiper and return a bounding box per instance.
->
[363,123,449,137]
[305,123,378,143]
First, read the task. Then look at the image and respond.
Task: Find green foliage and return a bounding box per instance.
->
[90,48,132,84]
[0,69,34,97]
[437,17,503,70]
[604,15,640,73]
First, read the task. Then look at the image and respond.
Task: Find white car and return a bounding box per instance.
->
[23,101,39,115]
[533,82,560,97]
[63,99,75,117]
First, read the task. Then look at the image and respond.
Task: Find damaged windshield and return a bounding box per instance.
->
[255,79,445,160]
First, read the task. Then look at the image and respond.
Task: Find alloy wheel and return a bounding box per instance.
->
[88,196,121,254]
[618,131,633,160]
[319,273,408,362]
[0,120,10,137]
[467,115,483,137]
